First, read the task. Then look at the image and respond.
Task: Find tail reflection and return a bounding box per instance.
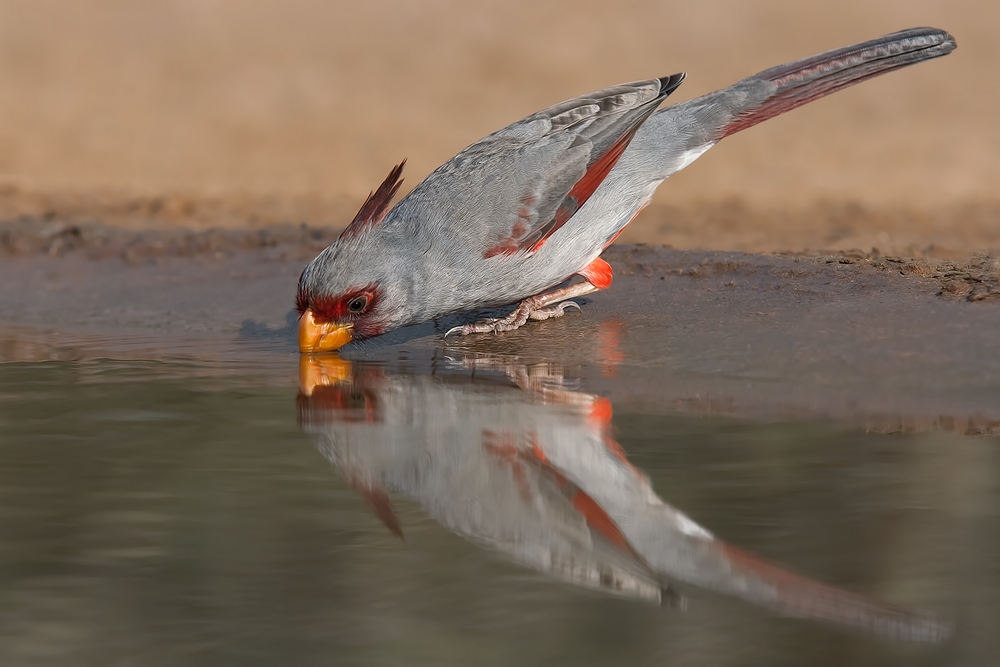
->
[297,354,950,642]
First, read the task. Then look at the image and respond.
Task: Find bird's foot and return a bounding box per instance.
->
[527,300,582,321]
[445,298,581,338]
[444,279,600,339]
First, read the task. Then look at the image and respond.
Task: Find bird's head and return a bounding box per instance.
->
[296,161,407,353]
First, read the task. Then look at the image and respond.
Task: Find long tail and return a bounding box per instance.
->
[539,28,956,252]
[655,27,956,154]
[718,27,956,139]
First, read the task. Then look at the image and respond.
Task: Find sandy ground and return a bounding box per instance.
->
[0,1,997,256]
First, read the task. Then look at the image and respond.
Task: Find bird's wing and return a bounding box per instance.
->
[385,75,685,258]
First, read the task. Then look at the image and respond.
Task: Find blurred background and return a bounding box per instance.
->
[0,0,996,254]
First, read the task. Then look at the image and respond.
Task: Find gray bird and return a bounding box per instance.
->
[297,28,956,352]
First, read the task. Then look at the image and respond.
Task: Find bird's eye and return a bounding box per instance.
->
[348,296,368,313]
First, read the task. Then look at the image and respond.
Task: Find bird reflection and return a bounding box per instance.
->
[297,353,950,642]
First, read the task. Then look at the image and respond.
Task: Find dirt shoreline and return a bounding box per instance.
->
[3,240,999,434]
[4,214,997,302]
[3,187,999,257]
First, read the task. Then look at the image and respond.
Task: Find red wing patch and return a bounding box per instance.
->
[484,193,538,258]
[528,130,634,251]
[484,128,641,259]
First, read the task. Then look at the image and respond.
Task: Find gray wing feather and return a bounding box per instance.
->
[383,78,677,257]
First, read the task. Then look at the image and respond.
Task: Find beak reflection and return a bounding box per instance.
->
[299,355,354,396]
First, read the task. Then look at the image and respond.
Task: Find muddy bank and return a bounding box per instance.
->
[0,216,337,264]
[4,217,997,301]
[4,189,999,260]
[2,238,998,433]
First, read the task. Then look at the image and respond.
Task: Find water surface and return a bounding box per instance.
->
[1,250,999,665]
[1,328,996,666]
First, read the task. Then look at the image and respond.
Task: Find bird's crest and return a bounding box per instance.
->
[339,160,406,242]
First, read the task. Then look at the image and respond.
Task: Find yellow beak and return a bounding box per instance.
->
[298,308,353,353]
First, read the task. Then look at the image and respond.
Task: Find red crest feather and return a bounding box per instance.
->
[339,160,406,242]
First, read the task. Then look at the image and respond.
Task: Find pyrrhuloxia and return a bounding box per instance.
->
[297,28,955,352]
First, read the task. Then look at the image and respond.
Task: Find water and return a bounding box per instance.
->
[1,332,997,666]
[1,249,999,665]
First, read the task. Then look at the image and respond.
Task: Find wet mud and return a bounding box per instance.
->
[0,216,337,265]
[3,232,998,433]
[3,217,998,298]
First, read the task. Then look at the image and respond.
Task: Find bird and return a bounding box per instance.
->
[296,27,956,353]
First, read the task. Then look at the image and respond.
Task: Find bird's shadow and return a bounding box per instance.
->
[237,311,300,352]
[235,309,450,355]
[237,299,594,356]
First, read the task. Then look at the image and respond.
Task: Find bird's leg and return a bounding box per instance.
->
[446,280,599,338]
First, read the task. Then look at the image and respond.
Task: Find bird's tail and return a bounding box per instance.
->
[716,27,956,139]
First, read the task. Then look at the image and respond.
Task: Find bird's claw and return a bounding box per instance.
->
[443,300,581,340]
[527,300,581,321]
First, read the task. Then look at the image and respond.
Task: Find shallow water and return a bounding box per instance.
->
[1,249,999,665]
[1,328,997,666]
